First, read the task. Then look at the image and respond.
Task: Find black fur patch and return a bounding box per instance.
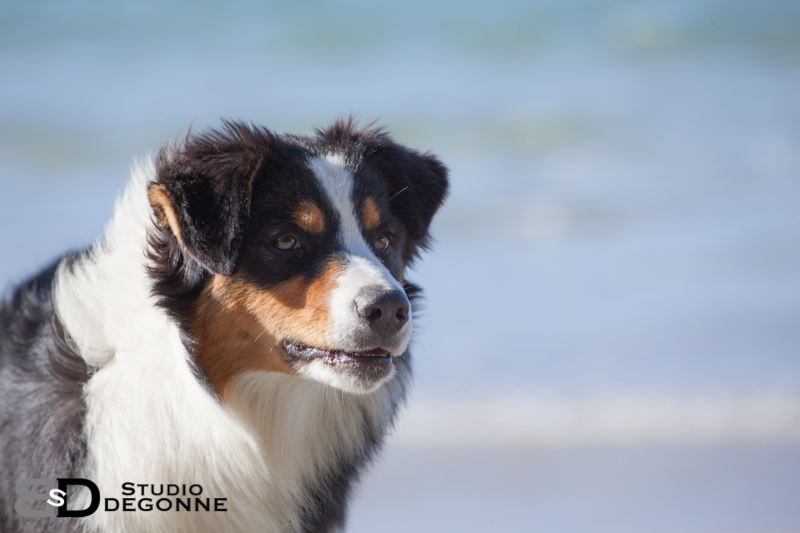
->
[318,119,449,262]
[0,254,90,533]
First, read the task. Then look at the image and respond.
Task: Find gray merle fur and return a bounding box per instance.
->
[0,254,89,533]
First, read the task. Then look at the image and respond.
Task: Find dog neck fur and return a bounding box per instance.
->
[54,162,405,533]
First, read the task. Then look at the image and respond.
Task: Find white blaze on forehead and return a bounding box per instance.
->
[308,154,373,257]
[308,154,410,353]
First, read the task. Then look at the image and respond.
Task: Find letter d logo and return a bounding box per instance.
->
[56,478,101,517]
[15,479,57,518]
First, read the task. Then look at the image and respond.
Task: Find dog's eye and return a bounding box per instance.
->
[273,234,302,251]
[373,233,391,252]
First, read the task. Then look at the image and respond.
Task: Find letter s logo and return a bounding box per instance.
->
[47,489,66,508]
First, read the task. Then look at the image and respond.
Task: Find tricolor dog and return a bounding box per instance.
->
[0,120,448,532]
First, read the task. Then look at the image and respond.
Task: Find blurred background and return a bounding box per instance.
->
[2,0,799,531]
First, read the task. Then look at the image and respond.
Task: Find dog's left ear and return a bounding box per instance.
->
[366,141,449,247]
[149,123,266,276]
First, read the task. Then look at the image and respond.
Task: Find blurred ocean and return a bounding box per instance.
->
[2,0,799,531]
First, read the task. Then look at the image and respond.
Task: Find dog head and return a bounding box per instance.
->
[147,120,448,397]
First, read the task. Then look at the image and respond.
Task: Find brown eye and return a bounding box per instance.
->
[373,233,391,252]
[273,234,301,251]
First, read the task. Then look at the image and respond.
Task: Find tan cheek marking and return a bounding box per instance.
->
[293,200,325,234]
[148,184,185,246]
[191,261,344,400]
[193,283,291,403]
[362,196,381,230]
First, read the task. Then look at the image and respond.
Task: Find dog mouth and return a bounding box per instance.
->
[283,340,392,366]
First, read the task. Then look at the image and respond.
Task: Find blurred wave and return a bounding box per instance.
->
[395,394,800,447]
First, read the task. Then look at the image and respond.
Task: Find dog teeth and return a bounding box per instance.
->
[285,340,391,364]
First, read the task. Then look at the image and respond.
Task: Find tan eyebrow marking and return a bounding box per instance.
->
[292,200,325,234]
[362,196,381,230]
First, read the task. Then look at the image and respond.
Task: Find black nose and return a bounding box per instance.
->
[354,288,410,338]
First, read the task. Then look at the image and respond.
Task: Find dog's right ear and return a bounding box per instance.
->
[148,123,271,276]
